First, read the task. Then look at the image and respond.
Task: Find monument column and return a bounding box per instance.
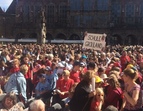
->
[39,8,46,44]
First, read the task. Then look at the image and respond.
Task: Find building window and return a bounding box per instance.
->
[47,4,55,27]
[140,3,143,23]
[83,0,95,11]
[97,0,109,11]
[59,3,67,27]
[125,2,135,24]
[35,5,41,23]
[111,2,121,24]
[69,0,81,11]
[23,5,29,22]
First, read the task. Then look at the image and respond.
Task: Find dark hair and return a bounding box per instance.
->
[2,92,17,109]
[123,68,138,80]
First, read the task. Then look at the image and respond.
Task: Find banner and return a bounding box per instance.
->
[83,33,106,50]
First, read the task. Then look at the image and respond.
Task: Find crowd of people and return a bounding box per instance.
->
[0,43,142,111]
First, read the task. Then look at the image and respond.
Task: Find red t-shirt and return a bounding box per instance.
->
[24,64,32,79]
[104,86,123,109]
[90,101,99,111]
[10,67,20,74]
[57,78,74,99]
[70,70,80,83]
[120,55,130,70]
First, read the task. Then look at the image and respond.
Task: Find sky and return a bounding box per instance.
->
[0,0,13,11]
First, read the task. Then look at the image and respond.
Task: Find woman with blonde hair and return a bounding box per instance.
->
[90,88,104,111]
[120,67,142,111]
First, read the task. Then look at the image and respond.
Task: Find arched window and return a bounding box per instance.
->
[29,33,37,39]
[125,35,137,45]
[69,34,80,40]
[46,33,53,40]
[56,33,67,40]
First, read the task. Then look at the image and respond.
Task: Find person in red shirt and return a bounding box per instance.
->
[120,51,130,70]
[90,88,104,111]
[70,61,81,83]
[104,74,123,110]
[9,58,20,74]
[56,70,74,100]
[22,56,33,99]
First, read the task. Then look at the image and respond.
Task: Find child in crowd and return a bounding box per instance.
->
[90,88,104,111]
[35,74,51,101]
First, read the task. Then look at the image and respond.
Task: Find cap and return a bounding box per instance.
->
[80,62,86,67]
[57,62,65,68]
[38,74,46,78]
[95,76,103,83]
[81,55,87,59]
[45,66,51,71]
[100,74,108,80]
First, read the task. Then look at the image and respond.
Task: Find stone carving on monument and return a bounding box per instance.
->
[40,8,46,44]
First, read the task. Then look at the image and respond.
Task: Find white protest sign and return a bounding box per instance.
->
[83,33,106,50]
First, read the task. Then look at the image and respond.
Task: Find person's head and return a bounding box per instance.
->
[12,59,20,68]
[104,105,118,111]
[98,67,105,76]
[83,70,95,84]
[95,88,104,102]
[73,61,81,71]
[44,66,51,75]
[122,50,127,56]
[28,100,45,111]
[23,56,29,64]
[2,92,17,109]
[122,67,138,82]
[63,70,70,80]
[51,62,57,70]
[38,74,46,83]
[108,74,120,89]
[20,65,28,75]
[88,62,96,70]
[81,55,87,62]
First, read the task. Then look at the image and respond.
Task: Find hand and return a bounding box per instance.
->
[89,91,96,98]
[123,90,128,97]
[60,92,65,95]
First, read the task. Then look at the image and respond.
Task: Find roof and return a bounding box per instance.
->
[0,7,4,14]
[6,0,16,14]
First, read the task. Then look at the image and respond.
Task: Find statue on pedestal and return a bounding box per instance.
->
[40,8,46,44]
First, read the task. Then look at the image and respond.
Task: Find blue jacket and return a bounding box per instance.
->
[4,72,27,101]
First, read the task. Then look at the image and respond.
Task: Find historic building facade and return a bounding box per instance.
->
[2,0,143,45]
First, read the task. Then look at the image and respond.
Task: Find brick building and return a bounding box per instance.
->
[2,0,143,45]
